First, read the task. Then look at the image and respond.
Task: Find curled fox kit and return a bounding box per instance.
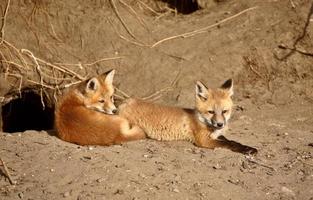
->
[54,69,146,146]
[119,79,257,155]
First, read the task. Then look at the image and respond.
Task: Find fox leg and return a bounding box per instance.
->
[194,133,257,155]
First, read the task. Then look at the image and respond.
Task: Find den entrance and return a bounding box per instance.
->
[1,90,54,133]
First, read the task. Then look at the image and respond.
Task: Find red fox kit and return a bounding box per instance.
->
[54,70,146,146]
[119,79,257,154]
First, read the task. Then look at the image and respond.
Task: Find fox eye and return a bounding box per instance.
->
[222,110,228,114]
[99,99,105,103]
[208,110,215,114]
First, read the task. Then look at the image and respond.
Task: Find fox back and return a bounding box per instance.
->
[119,79,234,141]
[119,79,257,154]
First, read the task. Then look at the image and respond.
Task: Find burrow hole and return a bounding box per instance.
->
[1,90,54,133]
[161,0,199,14]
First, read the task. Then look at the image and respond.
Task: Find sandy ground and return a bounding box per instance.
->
[1,101,313,200]
[1,0,313,199]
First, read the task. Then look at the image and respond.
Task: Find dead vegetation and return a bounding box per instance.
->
[0,0,313,199]
[0,0,262,107]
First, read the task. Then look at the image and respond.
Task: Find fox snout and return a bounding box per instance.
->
[105,108,118,115]
[112,109,118,114]
[104,103,118,115]
[198,113,228,130]
[211,112,228,129]
[210,119,225,129]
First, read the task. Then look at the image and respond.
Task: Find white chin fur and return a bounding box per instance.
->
[210,129,223,139]
[105,110,114,115]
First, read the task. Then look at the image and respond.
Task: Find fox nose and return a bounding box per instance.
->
[112,109,118,114]
[217,122,224,128]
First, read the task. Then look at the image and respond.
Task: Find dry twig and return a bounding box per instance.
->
[119,0,149,31]
[245,155,276,171]
[278,44,313,57]
[113,93,126,100]
[118,34,148,47]
[63,80,81,88]
[107,17,148,47]
[141,86,173,101]
[21,48,85,80]
[137,0,160,16]
[243,56,264,79]
[141,71,180,101]
[0,157,16,185]
[110,0,137,39]
[277,2,313,60]
[0,0,10,44]
[27,79,55,90]
[3,40,29,69]
[151,6,258,48]
[289,0,296,8]
[115,87,130,99]
[21,49,46,108]
[85,56,123,66]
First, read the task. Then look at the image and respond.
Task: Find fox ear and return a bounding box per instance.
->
[86,77,99,93]
[221,79,233,96]
[196,81,209,101]
[104,69,115,85]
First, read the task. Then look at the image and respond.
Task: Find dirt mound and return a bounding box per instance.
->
[1,0,313,199]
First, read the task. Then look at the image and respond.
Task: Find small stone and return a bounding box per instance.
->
[173,188,180,193]
[18,192,23,199]
[192,148,201,154]
[143,154,150,158]
[284,132,289,136]
[213,163,222,169]
[82,156,92,160]
[88,146,94,150]
[50,169,55,172]
[228,179,240,185]
[63,191,70,197]
[281,186,295,196]
[139,173,146,178]
[96,178,105,183]
[114,189,124,195]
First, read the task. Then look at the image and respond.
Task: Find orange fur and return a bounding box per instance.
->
[119,79,257,154]
[54,70,146,145]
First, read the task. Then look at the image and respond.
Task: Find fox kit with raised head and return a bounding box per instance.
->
[55,70,146,146]
[119,79,257,154]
